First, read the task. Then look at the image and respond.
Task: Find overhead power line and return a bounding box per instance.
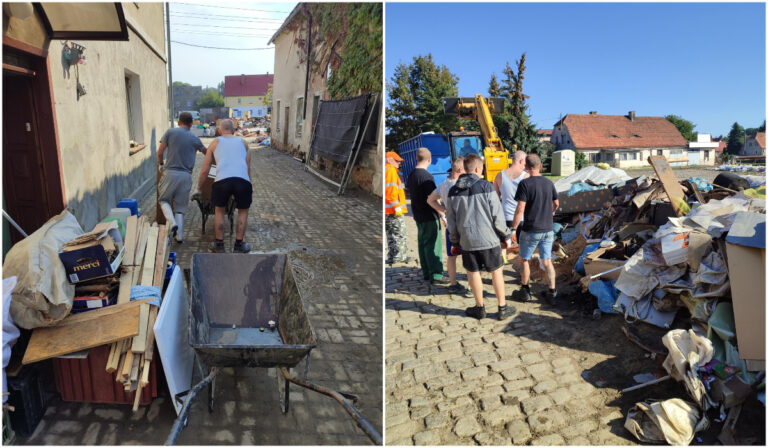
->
[170,11,283,23]
[170,22,281,30]
[171,29,275,38]
[170,40,274,50]
[173,2,293,14]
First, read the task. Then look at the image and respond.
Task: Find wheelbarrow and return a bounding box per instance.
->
[191,165,236,235]
[165,253,381,445]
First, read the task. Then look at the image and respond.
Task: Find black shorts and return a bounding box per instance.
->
[462,246,503,273]
[506,221,522,242]
[211,177,253,209]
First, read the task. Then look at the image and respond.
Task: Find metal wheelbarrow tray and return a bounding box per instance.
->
[167,253,381,445]
[189,253,315,368]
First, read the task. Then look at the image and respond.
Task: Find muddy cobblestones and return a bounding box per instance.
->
[385,204,636,445]
[20,147,381,446]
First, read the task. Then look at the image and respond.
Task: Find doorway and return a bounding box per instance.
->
[284,106,290,145]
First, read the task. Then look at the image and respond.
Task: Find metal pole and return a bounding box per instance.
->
[279,368,382,445]
[2,209,28,238]
[165,2,173,125]
[166,368,219,445]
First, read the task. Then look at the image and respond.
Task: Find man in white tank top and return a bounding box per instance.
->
[194,119,253,253]
[493,150,529,256]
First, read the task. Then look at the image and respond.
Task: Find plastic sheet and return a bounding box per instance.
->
[567,182,603,196]
[574,243,600,276]
[588,279,619,314]
[662,329,715,410]
[687,177,713,192]
[625,398,709,445]
[554,165,631,192]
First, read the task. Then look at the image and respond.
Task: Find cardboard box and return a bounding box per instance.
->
[710,376,753,408]
[725,211,765,361]
[661,232,689,265]
[59,222,125,284]
[583,246,626,281]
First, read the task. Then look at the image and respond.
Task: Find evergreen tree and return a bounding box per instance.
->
[385,54,459,150]
[493,54,541,156]
[726,122,745,155]
[488,74,500,97]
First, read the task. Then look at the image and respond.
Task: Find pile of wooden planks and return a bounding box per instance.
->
[104,216,170,411]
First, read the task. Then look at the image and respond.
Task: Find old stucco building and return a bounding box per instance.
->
[223,73,273,117]
[551,112,689,168]
[3,2,168,249]
[268,4,382,197]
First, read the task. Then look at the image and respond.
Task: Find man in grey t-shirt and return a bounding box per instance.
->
[157,112,206,243]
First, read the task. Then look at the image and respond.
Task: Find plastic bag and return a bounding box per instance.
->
[687,177,713,193]
[588,279,619,314]
[2,210,83,329]
[574,243,600,275]
[625,398,709,445]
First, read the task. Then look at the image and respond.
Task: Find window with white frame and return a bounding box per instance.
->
[670,148,683,157]
[124,70,144,144]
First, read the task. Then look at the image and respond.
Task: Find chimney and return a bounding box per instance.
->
[589,111,597,115]
[629,111,636,121]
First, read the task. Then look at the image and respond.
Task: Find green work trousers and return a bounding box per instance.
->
[416,219,443,281]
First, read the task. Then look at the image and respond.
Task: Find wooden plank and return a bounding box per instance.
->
[115,351,126,381]
[133,220,151,282]
[124,215,139,265]
[117,266,134,305]
[22,306,141,364]
[121,350,134,380]
[50,299,152,327]
[140,225,159,286]
[130,354,141,382]
[131,304,151,353]
[153,225,168,287]
[139,359,151,388]
[144,308,159,362]
[133,382,144,411]
[648,155,688,217]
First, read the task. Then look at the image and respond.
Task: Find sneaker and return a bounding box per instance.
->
[447,283,473,297]
[233,242,251,253]
[209,241,225,253]
[545,289,558,306]
[513,285,532,302]
[497,304,517,320]
[465,305,486,320]
[431,276,451,286]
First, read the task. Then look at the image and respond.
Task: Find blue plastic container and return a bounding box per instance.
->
[116,198,139,217]
[165,252,177,281]
[398,133,452,188]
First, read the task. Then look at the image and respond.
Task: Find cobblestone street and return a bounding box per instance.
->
[19,144,382,445]
[386,202,654,446]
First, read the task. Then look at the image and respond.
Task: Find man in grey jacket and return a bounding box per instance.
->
[446,154,517,320]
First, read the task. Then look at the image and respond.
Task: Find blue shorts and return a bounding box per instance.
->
[519,230,555,261]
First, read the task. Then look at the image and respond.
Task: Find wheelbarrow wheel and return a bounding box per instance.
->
[277,368,290,414]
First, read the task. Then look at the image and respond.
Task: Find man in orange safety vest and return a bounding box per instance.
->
[385,151,409,264]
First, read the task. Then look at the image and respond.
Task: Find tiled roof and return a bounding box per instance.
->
[755,132,766,149]
[716,141,727,152]
[537,129,553,136]
[224,74,274,98]
[558,114,688,150]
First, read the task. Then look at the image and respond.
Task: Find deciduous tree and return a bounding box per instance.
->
[665,115,698,141]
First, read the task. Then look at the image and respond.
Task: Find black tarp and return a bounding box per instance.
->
[309,94,370,164]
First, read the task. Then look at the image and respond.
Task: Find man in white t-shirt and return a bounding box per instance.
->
[426,157,472,297]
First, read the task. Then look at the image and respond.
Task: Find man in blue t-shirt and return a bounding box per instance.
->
[157,112,206,243]
[509,154,560,305]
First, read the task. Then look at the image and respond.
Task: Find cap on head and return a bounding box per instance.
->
[386,151,404,162]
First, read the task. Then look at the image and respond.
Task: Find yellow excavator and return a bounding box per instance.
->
[442,94,511,182]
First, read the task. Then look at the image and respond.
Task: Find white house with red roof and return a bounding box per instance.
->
[742,132,766,156]
[551,111,689,168]
[223,73,274,117]
[687,133,718,166]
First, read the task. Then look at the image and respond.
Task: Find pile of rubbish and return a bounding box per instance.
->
[712,163,766,174]
[531,157,766,445]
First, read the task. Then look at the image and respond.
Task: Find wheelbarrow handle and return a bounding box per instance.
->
[166,367,219,445]
[279,367,382,445]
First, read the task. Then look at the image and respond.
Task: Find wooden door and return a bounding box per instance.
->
[3,73,50,242]
[284,106,290,145]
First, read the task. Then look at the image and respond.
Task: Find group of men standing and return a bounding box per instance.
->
[385,147,560,321]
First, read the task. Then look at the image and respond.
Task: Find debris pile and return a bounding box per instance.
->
[536,156,766,444]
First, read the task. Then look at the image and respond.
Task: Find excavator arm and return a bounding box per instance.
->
[443,95,510,182]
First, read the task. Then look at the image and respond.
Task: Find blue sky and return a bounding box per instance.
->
[167,2,296,89]
[386,2,766,136]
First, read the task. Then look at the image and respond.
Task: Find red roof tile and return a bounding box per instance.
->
[537,129,553,136]
[559,114,688,150]
[224,74,274,98]
[755,132,766,149]
[716,141,727,152]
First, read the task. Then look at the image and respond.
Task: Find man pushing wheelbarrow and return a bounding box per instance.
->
[193,118,253,253]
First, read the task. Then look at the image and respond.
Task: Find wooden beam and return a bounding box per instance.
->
[648,155,688,217]
[133,220,150,281]
[50,299,152,327]
[131,304,150,353]
[152,225,168,287]
[121,350,134,380]
[23,306,141,364]
[140,225,159,286]
[123,215,139,265]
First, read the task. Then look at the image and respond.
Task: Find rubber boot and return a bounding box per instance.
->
[174,213,184,242]
[160,202,177,235]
